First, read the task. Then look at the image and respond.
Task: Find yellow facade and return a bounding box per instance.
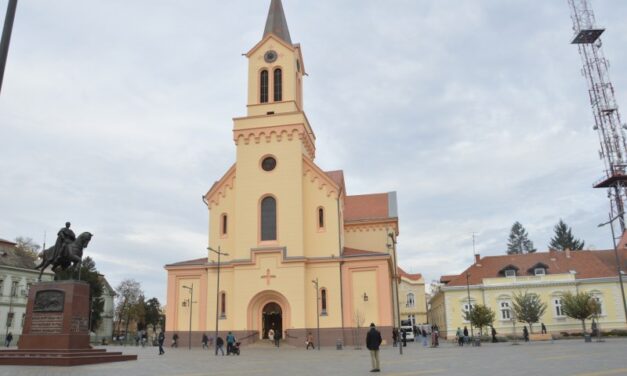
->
[165,0,403,347]
[398,273,427,326]
[430,251,627,339]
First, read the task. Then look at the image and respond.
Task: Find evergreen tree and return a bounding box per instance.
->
[507,221,536,254]
[548,219,585,251]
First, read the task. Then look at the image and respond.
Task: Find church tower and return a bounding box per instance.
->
[166,0,401,348]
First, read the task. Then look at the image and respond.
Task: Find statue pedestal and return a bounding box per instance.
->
[0,281,137,366]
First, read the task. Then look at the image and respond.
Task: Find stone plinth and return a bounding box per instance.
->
[0,280,137,366]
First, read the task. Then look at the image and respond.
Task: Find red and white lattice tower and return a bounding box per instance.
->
[568,0,627,233]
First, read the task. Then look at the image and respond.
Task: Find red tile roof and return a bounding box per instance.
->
[397,266,423,281]
[344,193,390,222]
[444,249,621,287]
[324,170,345,193]
[440,274,458,284]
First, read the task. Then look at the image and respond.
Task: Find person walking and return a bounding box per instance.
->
[463,326,469,345]
[523,326,529,342]
[202,333,209,349]
[421,328,428,347]
[306,332,315,350]
[268,328,275,342]
[158,331,165,355]
[215,335,225,356]
[5,332,13,347]
[365,323,382,372]
[172,333,179,348]
[401,330,407,347]
[274,330,281,347]
[456,327,463,346]
[392,328,398,347]
[226,331,236,355]
[541,323,547,334]
[491,327,497,343]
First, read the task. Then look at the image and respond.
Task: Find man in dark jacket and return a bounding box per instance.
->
[215,336,225,356]
[366,323,382,372]
[158,331,165,355]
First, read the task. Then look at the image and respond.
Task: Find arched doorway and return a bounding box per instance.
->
[247,290,291,340]
[262,302,282,339]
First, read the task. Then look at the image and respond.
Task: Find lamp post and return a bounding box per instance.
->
[465,272,474,339]
[598,212,627,325]
[208,246,229,353]
[0,0,18,94]
[182,284,194,350]
[311,278,321,350]
[388,232,402,355]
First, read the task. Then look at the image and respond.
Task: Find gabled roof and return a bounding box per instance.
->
[264,0,292,45]
[397,266,423,282]
[344,192,397,222]
[0,245,38,269]
[444,249,621,287]
[324,170,345,194]
[0,238,16,246]
[165,257,208,268]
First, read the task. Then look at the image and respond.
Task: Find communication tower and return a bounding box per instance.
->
[568,0,627,233]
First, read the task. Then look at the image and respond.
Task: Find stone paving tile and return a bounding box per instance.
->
[1,339,627,376]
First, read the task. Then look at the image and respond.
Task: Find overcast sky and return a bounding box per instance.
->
[2,0,627,303]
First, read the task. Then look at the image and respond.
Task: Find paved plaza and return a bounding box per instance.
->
[1,339,626,376]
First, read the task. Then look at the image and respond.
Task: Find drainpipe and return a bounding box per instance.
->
[336,186,345,345]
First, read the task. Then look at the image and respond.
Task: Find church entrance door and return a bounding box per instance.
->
[262,302,282,339]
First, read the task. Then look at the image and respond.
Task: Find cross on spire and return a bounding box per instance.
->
[261,268,277,285]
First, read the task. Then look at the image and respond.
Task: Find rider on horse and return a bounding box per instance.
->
[52,222,76,265]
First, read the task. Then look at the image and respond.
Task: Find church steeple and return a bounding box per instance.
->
[263,0,292,45]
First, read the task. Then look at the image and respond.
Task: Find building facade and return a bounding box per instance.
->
[94,274,116,340]
[165,0,404,346]
[0,238,54,344]
[430,247,627,339]
[398,268,427,326]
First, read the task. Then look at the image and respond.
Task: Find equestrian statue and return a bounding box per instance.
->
[35,222,93,281]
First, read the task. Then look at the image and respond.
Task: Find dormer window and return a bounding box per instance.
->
[504,269,516,277]
[534,268,546,276]
[528,262,549,276]
[499,264,519,278]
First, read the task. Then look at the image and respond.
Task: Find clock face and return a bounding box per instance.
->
[264,50,278,63]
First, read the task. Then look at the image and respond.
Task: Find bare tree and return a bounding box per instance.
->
[114,279,143,342]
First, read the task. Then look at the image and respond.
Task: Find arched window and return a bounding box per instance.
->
[261,196,277,241]
[320,288,327,315]
[317,207,325,230]
[273,68,282,101]
[406,293,415,308]
[220,292,226,318]
[260,70,269,103]
[221,213,228,236]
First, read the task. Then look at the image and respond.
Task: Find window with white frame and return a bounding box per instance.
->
[504,269,516,277]
[462,302,474,321]
[406,293,415,308]
[554,297,564,317]
[534,268,546,276]
[500,301,511,320]
[592,294,603,315]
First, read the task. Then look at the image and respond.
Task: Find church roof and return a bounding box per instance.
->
[397,266,423,282]
[165,257,208,268]
[344,192,398,222]
[324,170,345,193]
[264,0,292,45]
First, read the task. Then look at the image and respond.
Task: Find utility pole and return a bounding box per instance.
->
[182,284,195,350]
[0,0,18,94]
[598,213,627,325]
[388,232,402,355]
[208,246,228,354]
[465,272,474,339]
[311,278,321,350]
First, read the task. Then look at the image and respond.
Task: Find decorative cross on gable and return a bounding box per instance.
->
[261,268,277,285]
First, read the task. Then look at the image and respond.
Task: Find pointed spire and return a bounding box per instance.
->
[263,0,292,45]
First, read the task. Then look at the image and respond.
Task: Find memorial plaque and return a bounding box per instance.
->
[33,290,64,312]
[71,317,89,333]
[30,313,63,334]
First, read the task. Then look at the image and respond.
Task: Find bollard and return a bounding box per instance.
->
[336,339,343,350]
[584,334,592,343]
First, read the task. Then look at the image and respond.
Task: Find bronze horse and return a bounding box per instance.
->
[35,231,93,281]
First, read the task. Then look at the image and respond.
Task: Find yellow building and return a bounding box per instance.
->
[430,247,627,339]
[165,0,403,347]
[398,268,427,326]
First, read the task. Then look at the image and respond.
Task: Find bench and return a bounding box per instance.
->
[530,333,552,341]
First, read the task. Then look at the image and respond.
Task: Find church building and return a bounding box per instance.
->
[165,0,401,346]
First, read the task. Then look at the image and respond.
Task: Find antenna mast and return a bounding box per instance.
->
[568,0,627,233]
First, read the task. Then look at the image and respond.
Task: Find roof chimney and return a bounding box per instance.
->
[474,254,481,264]
[565,248,571,259]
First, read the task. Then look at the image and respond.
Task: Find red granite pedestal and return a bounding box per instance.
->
[0,281,137,366]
